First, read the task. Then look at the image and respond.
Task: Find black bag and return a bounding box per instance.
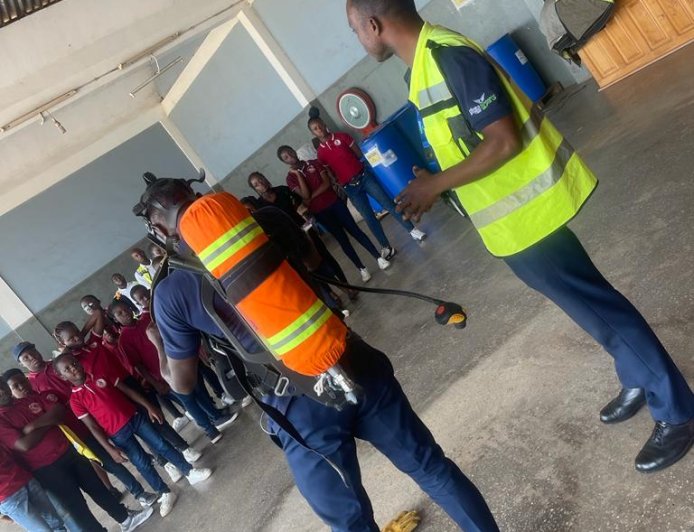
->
[540,0,616,64]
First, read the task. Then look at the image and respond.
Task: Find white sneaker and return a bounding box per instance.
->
[137,492,158,508]
[182,447,202,464]
[410,228,427,241]
[186,467,213,485]
[172,416,189,432]
[214,411,239,431]
[158,491,177,518]
[120,507,153,532]
[359,268,371,282]
[164,462,182,483]
[380,246,396,260]
[341,309,351,318]
[221,393,235,406]
[241,395,253,408]
[377,257,391,270]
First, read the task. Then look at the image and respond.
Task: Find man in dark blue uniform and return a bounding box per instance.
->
[136,179,499,531]
[346,0,694,474]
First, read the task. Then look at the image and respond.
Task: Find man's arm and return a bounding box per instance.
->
[145,320,199,394]
[396,116,521,221]
[80,414,127,464]
[133,363,169,396]
[22,403,66,434]
[115,379,164,424]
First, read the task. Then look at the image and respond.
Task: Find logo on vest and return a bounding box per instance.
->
[46,394,58,403]
[469,93,497,116]
[334,139,342,146]
[96,379,107,388]
[28,402,42,414]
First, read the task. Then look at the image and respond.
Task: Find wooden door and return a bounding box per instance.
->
[580,0,694,89]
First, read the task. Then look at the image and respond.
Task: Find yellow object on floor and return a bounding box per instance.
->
[381,510,421,532]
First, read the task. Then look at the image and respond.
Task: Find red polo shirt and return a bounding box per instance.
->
[119,314,162,383]
[0,445,32,502]
[69,353,137,437]
[27,390,90,442]
[71,334,128,381]
[28,362,72,404]
[316,132,364,186]
[0,394,69,471]
[286,160,338,213]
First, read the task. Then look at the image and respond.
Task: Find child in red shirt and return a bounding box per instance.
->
[53,318,202,474]
[0,376,149,532]
[55,352,212,518]
[0,445,65,532]
[308,115,426,256]
[110,298,236,442]
[2,368,157,509]
[278,144,389,282]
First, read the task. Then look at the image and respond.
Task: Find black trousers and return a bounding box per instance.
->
[33,448,128,531]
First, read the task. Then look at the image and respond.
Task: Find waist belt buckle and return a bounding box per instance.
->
[274,376,290,397]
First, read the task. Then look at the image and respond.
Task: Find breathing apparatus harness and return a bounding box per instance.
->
[134,170,468,484]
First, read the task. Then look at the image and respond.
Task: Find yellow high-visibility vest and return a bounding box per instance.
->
[409,23,597,256]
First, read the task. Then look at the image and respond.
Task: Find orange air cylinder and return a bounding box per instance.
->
[179,192,347,376]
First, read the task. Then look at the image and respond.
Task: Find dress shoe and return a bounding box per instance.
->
[599,387,645,424]
[635,418,694,473]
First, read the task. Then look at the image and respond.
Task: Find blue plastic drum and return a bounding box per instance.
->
[359,106,426,200]
[486,34,546,102]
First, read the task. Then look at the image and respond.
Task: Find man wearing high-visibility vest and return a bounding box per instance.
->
[134,177,500,531]
[346,0,693,473]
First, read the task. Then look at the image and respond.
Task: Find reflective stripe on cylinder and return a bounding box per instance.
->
[179,193,347,376]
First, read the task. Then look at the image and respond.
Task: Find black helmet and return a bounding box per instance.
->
[132,169,206,242]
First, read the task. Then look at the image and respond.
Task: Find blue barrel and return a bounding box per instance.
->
[486,34,546,102]
[359,105,426,200]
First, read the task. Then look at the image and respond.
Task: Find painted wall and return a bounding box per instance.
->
[168,24,303,180]
[0,317,10,340]
[0,123,195,314]
[220,0,592,192]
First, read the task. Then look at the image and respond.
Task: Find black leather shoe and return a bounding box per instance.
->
[635,419,694,473]
[599,387,646,423]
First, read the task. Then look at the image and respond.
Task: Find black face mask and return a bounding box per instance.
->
[133,170,206,246]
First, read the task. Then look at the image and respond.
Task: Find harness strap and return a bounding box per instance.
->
[199,278,350,487]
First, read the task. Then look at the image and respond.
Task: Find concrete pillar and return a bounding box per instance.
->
[0,277,56,359]
[159,112,222,191]
[237,6,316,108]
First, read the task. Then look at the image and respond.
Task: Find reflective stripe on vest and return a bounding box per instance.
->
[409,23,597,257]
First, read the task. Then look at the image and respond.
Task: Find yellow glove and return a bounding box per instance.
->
[381,510,421,532]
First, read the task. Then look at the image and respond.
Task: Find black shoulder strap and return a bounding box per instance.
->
[199,278,350,487]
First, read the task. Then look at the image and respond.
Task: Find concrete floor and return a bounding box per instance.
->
[5,45,694,531]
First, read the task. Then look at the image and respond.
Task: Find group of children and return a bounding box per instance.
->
[244,111,427,286]
[0,108,429,532]
[0,245,246,531]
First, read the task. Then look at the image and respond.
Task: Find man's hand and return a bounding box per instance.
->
[147,406,164,425]
[395,166,443,223]
[107,444,128,464]
[145,321,163,347]
[152,379,170,396]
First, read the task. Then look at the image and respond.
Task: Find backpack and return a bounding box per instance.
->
[540,0,616,64]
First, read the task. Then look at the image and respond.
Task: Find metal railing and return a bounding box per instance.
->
[0,0,62,28]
